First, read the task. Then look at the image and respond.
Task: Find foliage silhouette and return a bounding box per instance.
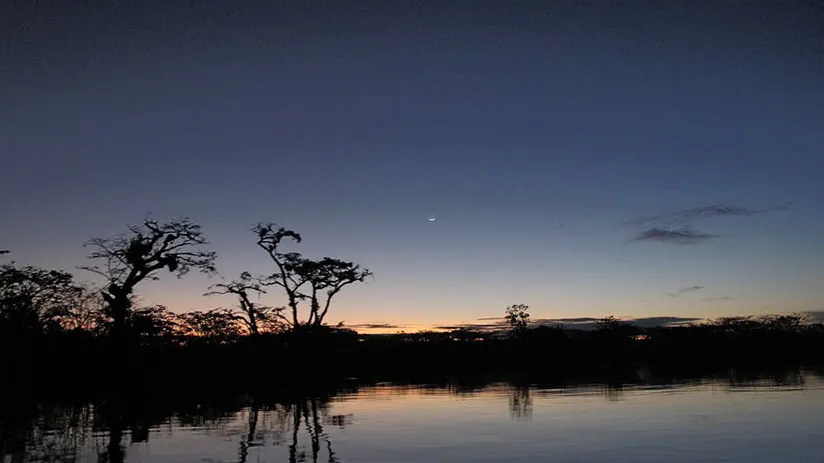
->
[3,216,824,405]
[80,217,217,340]
[205,271,284,335]
[177,308,243,339]
[0,263,87,334]
[253,223,372,328]
[504,303,530,335]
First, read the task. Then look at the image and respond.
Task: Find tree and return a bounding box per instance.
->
[758,313,806,333]
[177,309,242,339]
[710,316,759,333]
[61,292,108,333]
[129,305,180,339]
[596,316,627,331]
[0,263,86,334]
[504,304,530,333]
[450,327,484,342]
[253,223,372,328]
[595,316,639,340]
[204,271,283,335]
[292,257,373,327]
[80,218,217,339]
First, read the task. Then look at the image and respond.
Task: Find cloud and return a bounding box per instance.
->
[476,316,504,321]
[434,323,504,332]
[534,317,600,324]
[629,316,702,327]
[632,227,718,244]
[531,316,701,331]
[424,315,707,333]
[348,323,403,330]
[701,296,733,302]
[624,202,790,228]
[667,285,705,297]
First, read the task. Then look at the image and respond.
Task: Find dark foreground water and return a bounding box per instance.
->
[3,371,824,462]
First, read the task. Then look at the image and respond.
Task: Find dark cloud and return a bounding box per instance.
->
[434,323,504,332]
[629,316,702,327]
[632,227,718,244]
[441,312,818,332]
[701,296,733,302]
[667,285,705,297]
[530,316,702,331]
[476,316,504,321]
[533,317,600,324]
[625,202,790,227]
[348,323,403,330]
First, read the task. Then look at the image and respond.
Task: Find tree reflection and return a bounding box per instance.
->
[4,368,824,462]
[286,398,341,463]
[604,383,624,402]
[508,385,533,420]
[237,400,260,463]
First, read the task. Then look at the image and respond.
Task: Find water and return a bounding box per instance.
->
[4,371,824,462]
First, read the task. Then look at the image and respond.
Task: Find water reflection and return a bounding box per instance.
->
[508,385,532,420]
[2,369,823,463]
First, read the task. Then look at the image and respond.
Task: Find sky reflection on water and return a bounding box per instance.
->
[4,372,824,463]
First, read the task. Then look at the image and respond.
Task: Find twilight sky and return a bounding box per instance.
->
[2,1,822,332]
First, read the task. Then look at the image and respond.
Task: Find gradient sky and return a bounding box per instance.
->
[2,1,822,331]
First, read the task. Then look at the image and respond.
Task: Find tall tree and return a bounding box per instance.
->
[253,223,372,327]
[253,224,304,327]
[80,218,217,339]
[204,271,283,335]
[129,305,180,339]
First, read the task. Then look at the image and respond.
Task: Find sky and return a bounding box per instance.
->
[1,1,822,332]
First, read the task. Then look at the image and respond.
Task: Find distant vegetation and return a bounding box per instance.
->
[3,217,824,393]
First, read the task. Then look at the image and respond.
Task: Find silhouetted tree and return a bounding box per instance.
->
[253,223,372,328]
[595,316,640,346]
[294,257,373,327]
[60,291,107,333]
[504,304,530,334]
[80,218,217,340]
[596,316,632,332]
[450,327,485,342]
[129,305,179,340]
[710,316,759,333]
[409,330,449,343]
[204,272,283,335]
[0,263,86,334]
[759,313,806,333]
[177,309,242,339]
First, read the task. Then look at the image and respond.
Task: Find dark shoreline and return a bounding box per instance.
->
[5,322,824,400]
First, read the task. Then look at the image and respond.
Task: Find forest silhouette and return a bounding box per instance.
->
[3,216,824,396]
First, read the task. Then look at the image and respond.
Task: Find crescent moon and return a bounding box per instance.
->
[428,217,436,222]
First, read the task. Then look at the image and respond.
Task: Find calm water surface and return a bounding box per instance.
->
[4,372,824,462]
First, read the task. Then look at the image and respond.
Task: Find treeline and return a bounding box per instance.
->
[2,217,372,337]
[3,217,824,393]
